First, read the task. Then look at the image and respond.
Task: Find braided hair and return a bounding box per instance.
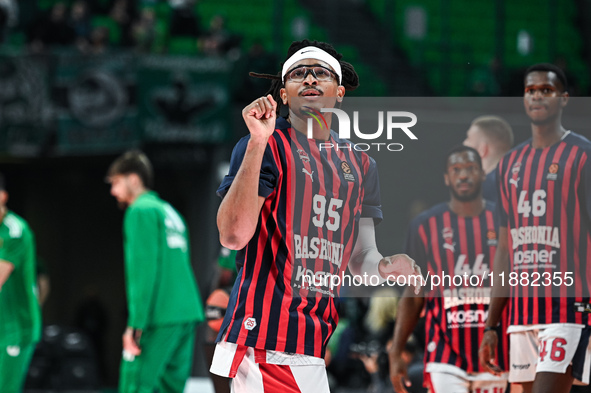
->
[250,40,360,116]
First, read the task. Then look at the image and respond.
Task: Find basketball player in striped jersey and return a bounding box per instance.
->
[480,63,591,393]
[390,146,509,393]
[209,40,421,392]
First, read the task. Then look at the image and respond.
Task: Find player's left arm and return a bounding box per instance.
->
[349,217,383,278]
[123,207,159,334]
[349,219,422,292]
[350,157,421,291]
[0,260,14,290]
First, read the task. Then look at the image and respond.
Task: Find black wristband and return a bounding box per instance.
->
[484,325,499,334]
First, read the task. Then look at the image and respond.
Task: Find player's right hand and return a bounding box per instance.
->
[389,353,411,393]
[479,329,501,375]
[379,254,423,295]
[242,94,277,141]
[122,327,142,356]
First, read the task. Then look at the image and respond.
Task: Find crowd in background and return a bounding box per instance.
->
[0,0,243,56]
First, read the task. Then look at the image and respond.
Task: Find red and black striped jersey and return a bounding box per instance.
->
[406,202,509,373]
[216,117,382,358]
[497,131,591,326]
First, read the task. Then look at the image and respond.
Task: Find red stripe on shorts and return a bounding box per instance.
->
[229,345,248,378]
[259,363,301,393]
[254,348,266,364]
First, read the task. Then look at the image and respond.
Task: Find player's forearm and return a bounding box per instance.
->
[125,262,158,329]
[486,227,510,327]
[349,247,384,279]
[349,218,384,279]
[390,288,424,357]
[487,269,510,327]
[218,136,269,250]
[123,222,159,329]
[127,273,158,329]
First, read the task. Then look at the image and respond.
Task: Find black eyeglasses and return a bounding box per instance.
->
[284,65,339,84]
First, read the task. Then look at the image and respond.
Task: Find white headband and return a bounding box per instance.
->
[281,46,342,84]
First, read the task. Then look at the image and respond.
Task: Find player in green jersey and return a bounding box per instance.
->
[0,173,42,393]
[107,151,205,393]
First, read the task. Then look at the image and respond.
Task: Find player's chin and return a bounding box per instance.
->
[528,112,555,125]
[455,191,479,202]
[455,184,473,193]
[454,186,473,195]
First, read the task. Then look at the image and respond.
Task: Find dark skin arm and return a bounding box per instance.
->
[479,226,510,375]
[389,285,425,393]
[217,95,276,250]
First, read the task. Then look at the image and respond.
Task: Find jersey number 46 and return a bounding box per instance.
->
[517,190,547,218]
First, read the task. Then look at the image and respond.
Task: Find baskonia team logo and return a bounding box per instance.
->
[340,161,355,182]
[442,227,454,240]
[442,227,455,252]
[297,148,310,163]
[510,161,522,187]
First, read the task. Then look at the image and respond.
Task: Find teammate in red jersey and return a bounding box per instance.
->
[209,40,421,392]
[480,63,591,393]
[390,145,509,393]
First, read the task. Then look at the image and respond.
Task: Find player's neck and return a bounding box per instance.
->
[288,111,332,141]
[482,156,500,175]
[0,206,6,223]
[530,122,567,149]
[448,198,485,217]
[129,188,148,205]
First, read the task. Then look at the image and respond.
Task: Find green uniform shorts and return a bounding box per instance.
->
[119,322,196,393]
[0,343,36,393]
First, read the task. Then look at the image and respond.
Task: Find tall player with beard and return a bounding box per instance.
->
[479,64,591,393]
[107,151,205,393]
[210,40,421,392]
[390,146,509,393]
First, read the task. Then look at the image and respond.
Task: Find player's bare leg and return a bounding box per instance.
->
[519,381,533,393]
[510,383,524,393]
[531,368,574,393]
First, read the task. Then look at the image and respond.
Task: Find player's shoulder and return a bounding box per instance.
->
[565,131,591,152]
[2,211,29,239]
[274,116,291,133]
[497,139,532,170]
[484,199,497,214]
[410,202,448,227]
[128,192,165,215]
[504,139,532,158]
